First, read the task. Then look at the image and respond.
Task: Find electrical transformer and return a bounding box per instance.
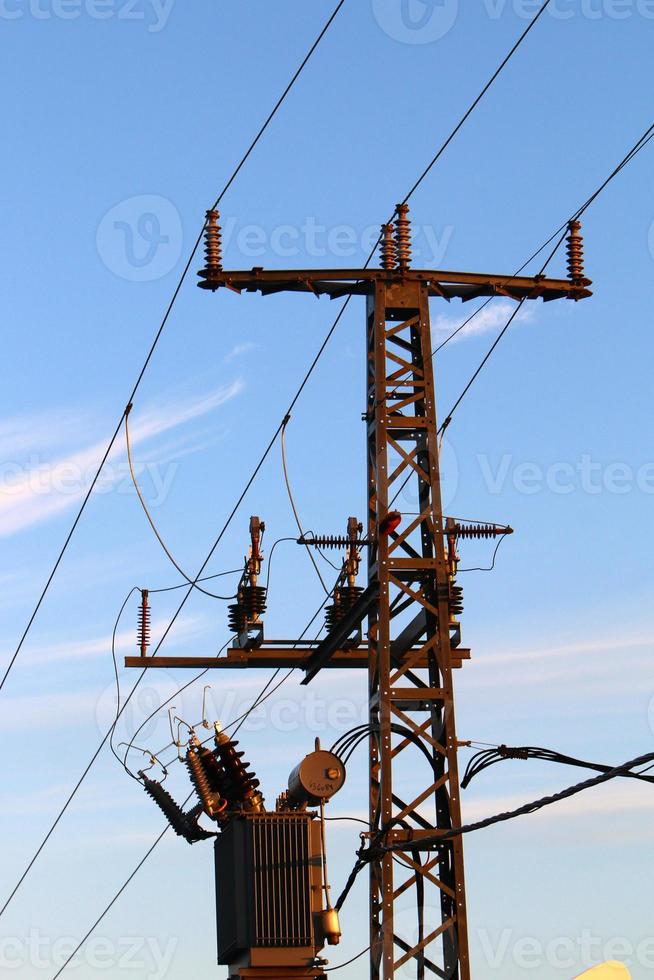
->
[215,812,329,977]
[140,723,345,980]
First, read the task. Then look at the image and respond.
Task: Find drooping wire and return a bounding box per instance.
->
[323,946,371,972]
[108,587,140,778]
[47,583,341,978]
[457,534,507,573]
[119,637,231,779]
[281,415,330,594]
[334,746,654,913]
[120,533,300,772]
[124,407,239,600]
[160,569,342,767]
[148,567,243,594]
[264,536,298,593]
[1,0,585,927]
[0,0,349,698]
[331,722,438,770]
[461,743,654,789]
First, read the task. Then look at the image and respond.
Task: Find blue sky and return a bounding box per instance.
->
[1,1,654,978]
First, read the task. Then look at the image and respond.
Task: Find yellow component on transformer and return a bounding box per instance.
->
[574,962,631,979]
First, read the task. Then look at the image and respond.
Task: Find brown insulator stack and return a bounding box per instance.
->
[449,582,464,620]
[380,223,396,271]
[228,585,267,635]
[186,745,227,820]
[395,203,412,272]
[204,209,223,274]
[325,585,363,631]
[566,219,584,283]
[137,589,150,657]
[214,732,264,812]
[453,522,513,540]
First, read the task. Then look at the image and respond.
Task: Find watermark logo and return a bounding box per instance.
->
[372,0,459,44]
[96,194,182,281]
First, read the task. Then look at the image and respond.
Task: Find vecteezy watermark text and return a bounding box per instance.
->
[0,457,178,506]
[372,0,654,45]
[476,927,654,971]
[0,0,174,30]
[219,215,454,264]
[0,931,177,977]
[477,452,654,496]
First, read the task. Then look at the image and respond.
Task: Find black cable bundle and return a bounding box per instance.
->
[461,744,654,789]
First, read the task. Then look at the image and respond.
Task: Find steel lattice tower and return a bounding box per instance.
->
[128,206,590,979]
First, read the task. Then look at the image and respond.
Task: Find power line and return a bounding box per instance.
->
[281,415,330,594]
[334,748,654,913]
[0,237,357,926]
[438,119,654,434]
[108,587,140,777]
[383,747,654,847]
[400,0,554,205]
[0,0,348,698]
[0,11,355,919]
[50,797,190,980]
[48,585,338,978]
[388,119,654,418]
[124,406,238,600]
[1,0,562,928]
[117,637,231,780]
[461,743,654,789]
[324,946,371,972]
[387,118,654,513]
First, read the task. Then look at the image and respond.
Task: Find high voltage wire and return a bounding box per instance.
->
[399,0,554,205]
[48,582,338,979]
[334,747,654,913]
[0,0,568,947]
[0,0,348,698]
[388,118,654,509]
[0,0,351,918]
[124,406,239,600]
[437,119,654,434]
[53,83,654,980]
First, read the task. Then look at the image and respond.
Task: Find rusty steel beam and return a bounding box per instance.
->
[123,648,472,670]
[197,265,591,302]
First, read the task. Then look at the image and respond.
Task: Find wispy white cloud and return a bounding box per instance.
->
[480,633,653,667]
[224,342,258,363]
[465,631,654,695]
[13,613,207,668]
[461,781,654,825]
[0,380,244,538]
[0,409,90,458]
[433,301,533,343]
